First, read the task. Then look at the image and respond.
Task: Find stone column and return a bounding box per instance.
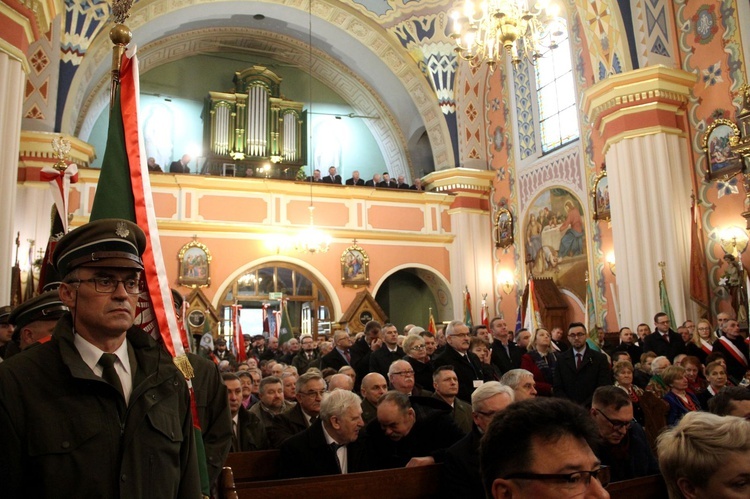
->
[582,66,698,328]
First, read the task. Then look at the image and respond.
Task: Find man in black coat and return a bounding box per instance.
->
[431,321,486,403]
[169,154,191,173]
[291,334,319,374]
[488,316,523,375]
[553,322,612,406]
[350,320,383,391]
[223,373,268,452]
[611,326,643,363]
[268,372,325,447]
[279,390,368,477]
[345,170,365,186]
[369,323,404,377]
[320,330,353,371]
[378,172,398,188]
[321,166,342,184]
[642,312,686,361]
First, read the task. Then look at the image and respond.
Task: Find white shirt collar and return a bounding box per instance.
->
[73,334,131,377]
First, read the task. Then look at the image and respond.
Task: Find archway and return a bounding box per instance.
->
[374,267,453,330]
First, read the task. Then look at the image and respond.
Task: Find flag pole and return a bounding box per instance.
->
[109,0,133,108]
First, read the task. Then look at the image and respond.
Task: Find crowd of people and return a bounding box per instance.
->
[306,166,424,190]
[0,216,748,498]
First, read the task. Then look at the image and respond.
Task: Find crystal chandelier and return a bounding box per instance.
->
[450,0,565,70]
[295,206,331,254]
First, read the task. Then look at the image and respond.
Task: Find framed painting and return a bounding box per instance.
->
[341,244,370,286]
[495,207,514,249]
[592,170,610,222]
[178,240,212,288]
[702,119,743,181]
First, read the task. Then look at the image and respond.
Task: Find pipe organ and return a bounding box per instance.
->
[203,66,306,177]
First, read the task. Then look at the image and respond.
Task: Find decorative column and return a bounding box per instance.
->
[424,168,495,321]
[582,66,698,328]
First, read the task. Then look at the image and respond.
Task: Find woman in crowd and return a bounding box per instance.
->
[634,351,657,389]
[685,319,716,365]
[402,334,433,391]
[662,366,701,426]
[658,411,750,499]
[470,337,502,381]
[680,356,707,394]
[697,360,728,409]
[645,355,671,398]
[519,328,557,396]
[612,360,645,426]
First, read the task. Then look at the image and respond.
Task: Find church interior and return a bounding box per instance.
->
[3,0,750,339]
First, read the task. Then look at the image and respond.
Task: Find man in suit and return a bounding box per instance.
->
[305,169,322,182]
[364,173,381,187]
[378,172,397,188]
[168,154,191,173]
[345,170,365,186]
[612,326,643,363]
[350,320,382,390]
[279,389,368,478]
[410,178,424,191]
[442,382,514,498]
[550,326,569,352]
[432,320,486,402]
[291,334,318,374]
[489,316,523,375]
[553,322,612,406]
[369,323,404,377]
[397,175,410,189]
[715,312,730,337]
[268,372,326,447]
[321,166,342,184]
[360,372,388,424]
[432,365,472,433]
[320,330,353,371]
[223,373,268,452]
[642,312,686,361]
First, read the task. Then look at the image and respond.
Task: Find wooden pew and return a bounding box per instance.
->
[221,464,443,499]
[609,474,667,499]
[224,450,280,482]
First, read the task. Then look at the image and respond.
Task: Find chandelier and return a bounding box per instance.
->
[450,0,565,69]
[295,206,331,254]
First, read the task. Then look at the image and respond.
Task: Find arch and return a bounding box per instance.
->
[62,0,455,170]
[373,263,454,324]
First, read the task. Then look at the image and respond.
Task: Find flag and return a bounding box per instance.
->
[10,233,22,307]
[88,45,209,495]
[279,298,294,344]
[585,273,600,351]
[659,278,676,328]
[37,206,65,292]
[689,196,710,308]
[427,308,437,334]
[262,303,271,335]
[480,295,489,328]
[464,286,473,328]
[231,303,247,363]
[22,242,35,302]
[522,279,542,332]
[272,309,281,338]
[514,307,522,332]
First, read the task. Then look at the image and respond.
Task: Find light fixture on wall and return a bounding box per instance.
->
[450,0,565,70]
[498,269,515,294]
[606,251,616,276]
[719,226,749,257]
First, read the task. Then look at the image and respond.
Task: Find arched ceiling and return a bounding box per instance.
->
[63,0,455,170]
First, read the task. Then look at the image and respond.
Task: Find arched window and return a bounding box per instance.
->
[218,263,333,339]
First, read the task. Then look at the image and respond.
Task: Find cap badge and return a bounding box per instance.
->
[115,221,130,238]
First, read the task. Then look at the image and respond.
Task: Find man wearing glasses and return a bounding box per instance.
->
[268,372,327,447]
[553,322,611,406]
[0,219,200,498]
[433,320,487,402]
[480,398,610,499]
[590,386,658,482]
[642,312,686,361]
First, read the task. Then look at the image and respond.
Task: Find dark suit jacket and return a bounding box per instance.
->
[612,342,643,364]
[279,419,369,478]
[432,345,485,402]
[364,180,377,187]
[350,337,372,391]
[490,339,523,375]
[378,179,398,188]
[268,403,312,448]
[442,426,484,498]
[642,330,686,361]
[397,183,411,189]
[553,348,612,405]
[346,178,365,186]
[291,351,319,374]
[320,348,349,371]
[235,406,269,451]
[369,346,405,377]
[168,160,189,173]
[321,174,342,184]
[405,356,434,391]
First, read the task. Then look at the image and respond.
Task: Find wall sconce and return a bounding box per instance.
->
[719,226,749,256]
[498,269,515,295]
[606,251,616,276]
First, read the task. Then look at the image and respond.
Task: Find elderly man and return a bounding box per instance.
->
[223,373,268,452]
[715,311,730,337]
[501,369,538,402]
[328,372,354,392]
[515,329,532,351]
[346,170,365,186]
[432,365,472,433]
[712,318,749,385]
[280,389,369,477]
[0,219,200,498]
[389,359,431,396]
[280,337,300,364]
[360,372,388,424]
[169,153,191,173]
[480,398,609,499]
[489,316,523,375]
[370,323,404,377]
[320,330,353,371]
[366,391,464,469]
[433,320,486,402]
[590,386,658,482]
[553,322,611,406]
[7,290,68,351]
[292,334,318,374]
[643,312,686,361]
[443,382,515,498]
[281,372,298,404]
[268,372,326,448]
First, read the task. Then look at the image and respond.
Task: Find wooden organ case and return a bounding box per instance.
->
[202,66,307,178]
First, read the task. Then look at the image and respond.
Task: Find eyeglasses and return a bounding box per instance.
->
[594,408,632,431]
[73,277,143,295]
[299,390,326,398]
[504,466,610,490]
[411,345,426,351]
[392,370,415,377]
[657,321,670,325]
[568,333,586,338]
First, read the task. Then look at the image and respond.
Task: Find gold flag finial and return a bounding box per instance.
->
[51,136,71,173]
[109,0,134,108]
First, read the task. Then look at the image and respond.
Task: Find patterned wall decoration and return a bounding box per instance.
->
[455,64,489,166]
[571,0,631,80]
[513,58,536,161]
[22,18,61,130]
[517,147,585,213]
[676,0,747,317]
[631,0,676,67]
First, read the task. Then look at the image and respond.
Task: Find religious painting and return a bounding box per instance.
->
[592,171,610,222]
[703,119,743,181]
[494,208,514,248]
[178,240,211,288]
[341,244,369,286]
[524,188,587,300]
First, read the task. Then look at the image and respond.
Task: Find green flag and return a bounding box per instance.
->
[279,299,294,344]
[659,279,676,327]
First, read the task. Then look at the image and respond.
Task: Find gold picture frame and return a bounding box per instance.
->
[341,244,370,287]
[178,240,212,288]
[495,207,514,248]
[592,170,610,222]
[702,118,743,181]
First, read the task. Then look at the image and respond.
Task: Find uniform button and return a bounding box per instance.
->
[61,441,70,449]
[121,474,127,482]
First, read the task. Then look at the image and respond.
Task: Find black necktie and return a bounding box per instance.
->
[576,353,583,370]
[98,353,124,398]
[330,442,343,471]
[232,421,240,452]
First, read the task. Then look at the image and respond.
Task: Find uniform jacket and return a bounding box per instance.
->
[0,315,201,499]
[553,347,612,406]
